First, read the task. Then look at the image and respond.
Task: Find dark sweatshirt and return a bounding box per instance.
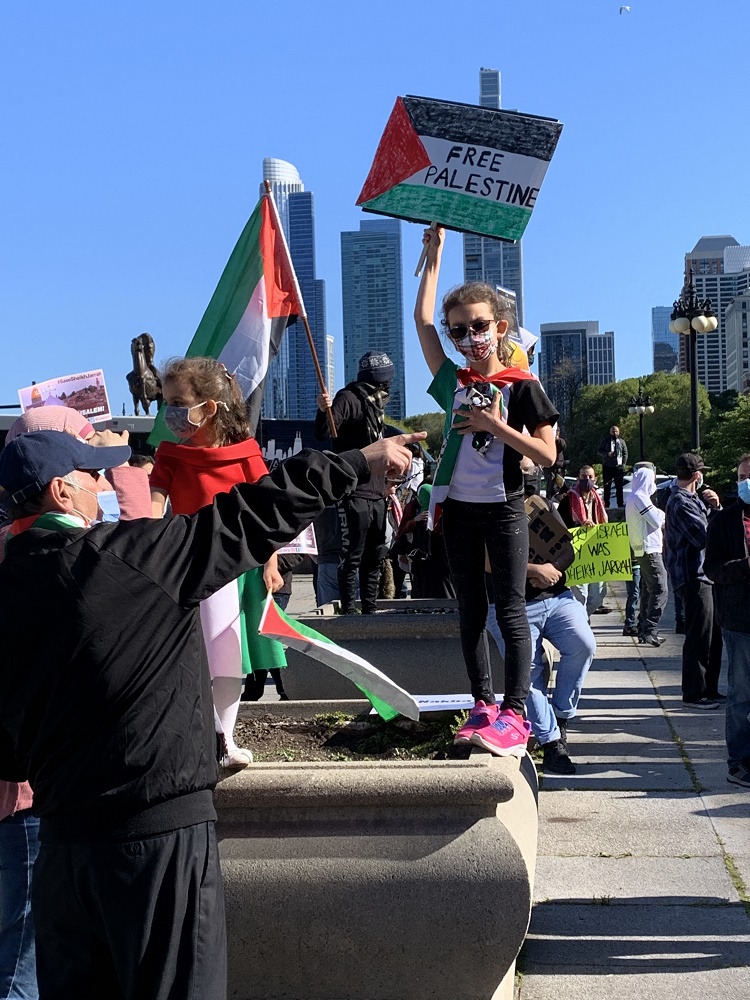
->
[0,448,369,843]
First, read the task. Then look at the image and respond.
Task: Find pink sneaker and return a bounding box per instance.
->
[454,701,500,745]
[470,708,531,757]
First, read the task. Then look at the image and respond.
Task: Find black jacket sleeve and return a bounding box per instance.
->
[705,508,750,585]
[313,390,358,442]
[96,448,371,608]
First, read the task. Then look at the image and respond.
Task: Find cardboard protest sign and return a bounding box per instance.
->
[357,95,563,242]
[525,494,574,566]
[277,524,318,557]
[567,523,633,585]
[18,370,111,423]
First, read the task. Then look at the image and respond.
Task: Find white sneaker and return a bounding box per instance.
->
[221,747,254,769]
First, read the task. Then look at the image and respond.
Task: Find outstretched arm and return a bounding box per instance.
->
[414,227,449,377]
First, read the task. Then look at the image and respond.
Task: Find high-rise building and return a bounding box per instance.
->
[340,219,406,420]
[538,321,614,422]
[724,291,750,392]
[259,158,328,420]
[462,68,524,327]
[652,305,679,373]
[680,235,741,394]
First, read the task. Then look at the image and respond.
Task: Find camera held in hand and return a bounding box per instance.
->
[465,383,495,455]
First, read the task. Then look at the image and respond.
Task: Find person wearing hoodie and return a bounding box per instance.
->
[314,350,396,615]
[625,463,669,647]
[705,453,750,787]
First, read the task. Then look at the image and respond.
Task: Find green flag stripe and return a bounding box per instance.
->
[186,202,264,359]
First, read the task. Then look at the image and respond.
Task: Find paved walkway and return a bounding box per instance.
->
[517,583,750,1000]
[282,576,750,997]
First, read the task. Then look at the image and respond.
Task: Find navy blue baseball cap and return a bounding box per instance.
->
[0,430,131,505]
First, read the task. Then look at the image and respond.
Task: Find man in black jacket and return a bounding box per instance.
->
[0,427,420,1000]
[597,425,628,508]
[314,350,396,614]
[705,452,750,788]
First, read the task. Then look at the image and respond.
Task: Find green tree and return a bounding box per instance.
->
[567,372,710,475]
[402,412,445,457]
[703,395,750,496]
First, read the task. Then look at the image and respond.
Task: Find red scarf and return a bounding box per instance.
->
[568,484,607,525]
[456,364,537,389]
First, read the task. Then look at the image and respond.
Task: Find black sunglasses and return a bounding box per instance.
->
[447,319,495,341]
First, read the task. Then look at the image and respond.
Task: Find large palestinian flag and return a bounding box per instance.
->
[258,594,420,722]
[149,192,304,446]
[357,96,563,242]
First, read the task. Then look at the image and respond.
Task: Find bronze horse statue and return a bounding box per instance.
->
[126,333,162,416]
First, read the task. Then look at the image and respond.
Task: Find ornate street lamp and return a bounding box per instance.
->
[628,381,655,463]
[670,269,718,450]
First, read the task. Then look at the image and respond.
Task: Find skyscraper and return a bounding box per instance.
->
[462,68,524,326]
[538,321,614,422]
[340,219,406,420]
[260,158,328,420]
[680,235,741,394]
[652,305,679,373]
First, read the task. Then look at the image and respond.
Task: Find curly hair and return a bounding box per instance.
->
[160,357,250,445]
[440,282,515,365]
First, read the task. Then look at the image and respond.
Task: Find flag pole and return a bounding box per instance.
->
[263,181,337,439]
[414,222,438,278]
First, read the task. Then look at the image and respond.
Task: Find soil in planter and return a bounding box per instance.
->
[233,712,474,763]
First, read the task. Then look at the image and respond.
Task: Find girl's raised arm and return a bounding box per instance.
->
[414,227,448,377]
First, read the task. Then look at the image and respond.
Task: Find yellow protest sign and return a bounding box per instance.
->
[567,522,632,585]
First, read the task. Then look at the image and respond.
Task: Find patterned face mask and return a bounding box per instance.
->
[454,331,497,364]
[163,401,207,439]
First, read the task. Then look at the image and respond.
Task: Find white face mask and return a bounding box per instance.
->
[695,472,704,490]
[454,331,497,364]
[67,480,119,524]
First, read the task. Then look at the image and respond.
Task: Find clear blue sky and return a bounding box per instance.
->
[2,1,748,417]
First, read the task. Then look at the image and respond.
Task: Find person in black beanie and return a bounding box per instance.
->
[314,350,396,613]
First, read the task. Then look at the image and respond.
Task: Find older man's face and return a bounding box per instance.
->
[63,469,109,522]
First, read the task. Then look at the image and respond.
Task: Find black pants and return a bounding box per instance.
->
[637,552,669,638]
[32,821,226,1000]
[337,496,387,614]
[602,466,625,507]
[677,580,723,701]
[441,496,531,713]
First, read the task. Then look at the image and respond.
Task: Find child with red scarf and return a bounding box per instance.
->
[150,357,285,768]
[415,227,558,756]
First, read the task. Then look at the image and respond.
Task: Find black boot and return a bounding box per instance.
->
[541,739,576,775]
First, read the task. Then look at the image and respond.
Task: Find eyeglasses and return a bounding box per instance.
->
[447,319,495,341]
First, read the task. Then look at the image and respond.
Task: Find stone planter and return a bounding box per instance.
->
[215,748,538,1000]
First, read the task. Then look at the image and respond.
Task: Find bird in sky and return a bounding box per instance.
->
[619,5,631,12]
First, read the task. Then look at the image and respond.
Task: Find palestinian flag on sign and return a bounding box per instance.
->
[258,594,420,722]
[357,95,562,242]
[149,192,304,446]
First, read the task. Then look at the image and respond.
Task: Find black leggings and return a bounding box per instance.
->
[441,495,531,713]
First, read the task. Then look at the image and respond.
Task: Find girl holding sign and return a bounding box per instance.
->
[414,226,558,756]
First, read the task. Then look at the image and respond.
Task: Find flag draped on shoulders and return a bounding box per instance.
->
[149,193,305,447]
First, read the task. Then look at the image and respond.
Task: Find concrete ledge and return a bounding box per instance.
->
[215,752,538,1000]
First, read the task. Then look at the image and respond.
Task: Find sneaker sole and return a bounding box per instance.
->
[727,774,750,788]
[469,732,528,757]
[682,701,720,711]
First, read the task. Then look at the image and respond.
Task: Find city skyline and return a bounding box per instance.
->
[2,3,749,419]
[538,321,615,424]
[340,219,406,420]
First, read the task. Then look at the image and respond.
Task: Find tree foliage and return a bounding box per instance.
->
[566,373,710,476]
[703,395,750,496]
[401,411,445,457]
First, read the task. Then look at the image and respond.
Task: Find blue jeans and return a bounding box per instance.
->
[315,562,340,607]
[625,562,641,628]
[721,629,750,769]
[0,809,40,999]
[488,590,596,745]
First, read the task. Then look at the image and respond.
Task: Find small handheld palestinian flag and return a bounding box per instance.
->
[357,95,563,243]
[258,594,420,722]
